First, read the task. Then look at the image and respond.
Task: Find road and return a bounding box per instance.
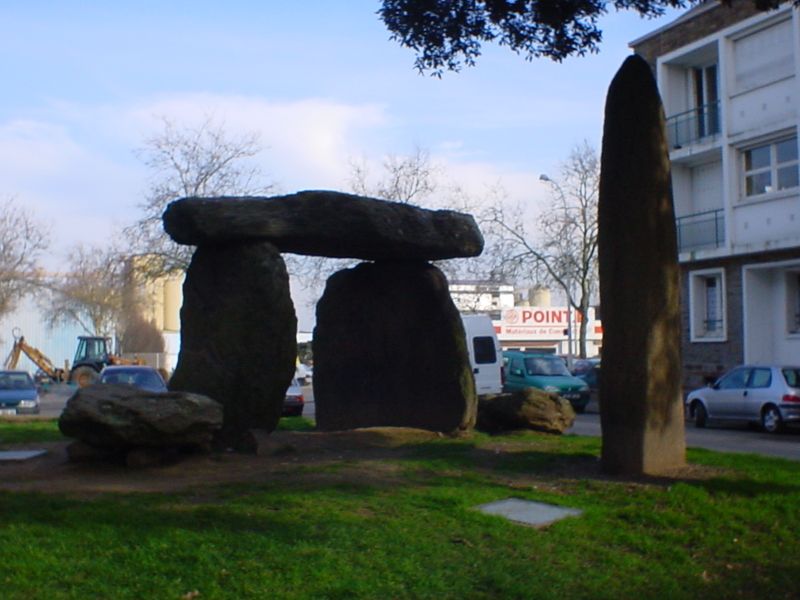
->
[568,407,800,462]
[35,385,800,461]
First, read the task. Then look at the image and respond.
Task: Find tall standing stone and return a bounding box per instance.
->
[313,260,477,432]
[168,241,297,449]
[598,54,686,475]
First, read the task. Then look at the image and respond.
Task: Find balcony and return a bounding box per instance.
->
[676,209,725,253]
[666,101,721,149]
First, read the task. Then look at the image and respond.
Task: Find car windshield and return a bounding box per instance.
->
[102,369,164,389]
[524,356,571,376]
[782,368,800,388]
[0,373,34,390]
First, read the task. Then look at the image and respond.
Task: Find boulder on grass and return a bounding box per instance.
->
[477,389,576,434]
[59,384,223,450]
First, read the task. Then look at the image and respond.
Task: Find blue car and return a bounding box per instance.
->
[0,370,40,415]
[99,365,168,393]
[502,351,591,413]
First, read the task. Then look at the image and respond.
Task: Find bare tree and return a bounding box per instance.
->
[481,141,600,357]
[349,146,439,204]
[42,244,125,337]
[126,115,276,278]
[0,196,49,319]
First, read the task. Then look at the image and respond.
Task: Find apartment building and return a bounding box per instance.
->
[632,0,800,388]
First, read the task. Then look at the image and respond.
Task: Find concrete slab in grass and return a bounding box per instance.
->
[477,498,582,527]
[0,449,47,462]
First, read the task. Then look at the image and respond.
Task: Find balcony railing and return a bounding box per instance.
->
[666,101,721,148]
[676,209,724,253]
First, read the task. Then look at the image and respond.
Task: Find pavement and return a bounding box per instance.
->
[477,498,582,527]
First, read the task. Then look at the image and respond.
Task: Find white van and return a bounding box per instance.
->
[460,314,503,396]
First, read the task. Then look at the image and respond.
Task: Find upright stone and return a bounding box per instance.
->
[313,260,476,432]
[168,241,297,449]
[598,54,686,475]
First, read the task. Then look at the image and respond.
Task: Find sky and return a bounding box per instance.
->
[0,1,686,329]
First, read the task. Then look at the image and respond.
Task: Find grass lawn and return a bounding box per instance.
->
[1,418,799,599]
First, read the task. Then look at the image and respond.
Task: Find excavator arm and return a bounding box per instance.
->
[3,329,66,382]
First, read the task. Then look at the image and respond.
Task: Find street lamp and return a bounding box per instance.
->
[539,173,574,367]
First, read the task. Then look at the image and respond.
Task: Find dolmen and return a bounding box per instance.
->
[163,190,484,446]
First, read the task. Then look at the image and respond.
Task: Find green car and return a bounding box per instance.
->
[502,351,591,413]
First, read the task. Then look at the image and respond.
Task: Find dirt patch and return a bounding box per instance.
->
[0,428,444,496]
[0,427,725,497]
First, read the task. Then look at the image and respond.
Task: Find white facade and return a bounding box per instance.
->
[635,1,800,380]
[449,282,603,357]
[449,281,516,317]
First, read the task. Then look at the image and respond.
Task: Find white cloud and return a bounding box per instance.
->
[1,90,556,280]
[123,93,388,191]
[0,119,84,177]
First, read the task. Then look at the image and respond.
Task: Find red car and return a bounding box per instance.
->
[282,378,305,417]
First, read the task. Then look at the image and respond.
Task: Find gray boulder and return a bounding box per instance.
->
[313,260,477,432]
[476,389,576,434]
[58,384,223,449]
[168,241,297,450]
[162,190,484,261]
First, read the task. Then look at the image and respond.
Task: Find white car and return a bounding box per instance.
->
[295,364,312,386]
[685,365,800,433]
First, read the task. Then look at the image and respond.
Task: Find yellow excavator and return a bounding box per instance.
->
[4,328,143,387]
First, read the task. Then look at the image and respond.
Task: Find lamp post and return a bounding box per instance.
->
[539,173,574,368]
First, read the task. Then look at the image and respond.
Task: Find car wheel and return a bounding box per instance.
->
[761,405,784,434]
[692,401,707,428]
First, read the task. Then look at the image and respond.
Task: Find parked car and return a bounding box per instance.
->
[576,363,601,407]
[295,363,314,386]
[0,370,40,415]
[502,351,591,413]
[283,378,305,417]
[685,364,800,433]
[571,357,601,375]
[99,365,168,393]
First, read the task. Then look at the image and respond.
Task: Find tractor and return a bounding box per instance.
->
[4,329,142,387]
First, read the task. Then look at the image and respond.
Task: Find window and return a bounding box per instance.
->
[472,337,497,364]
[787,272,800,334]
[524,356,570,377]
[743,137,799,197]
[704,277,722,333]
[509,358,523,377]
[692,65,719,138]
[783,368,800,388]
[690,269,726,341]
[718,367,749,390]
[749,368,772,389]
